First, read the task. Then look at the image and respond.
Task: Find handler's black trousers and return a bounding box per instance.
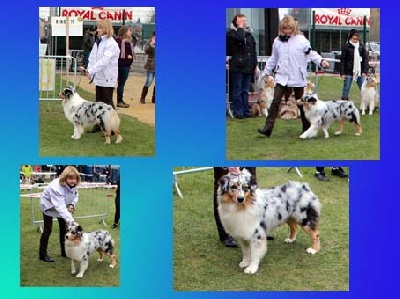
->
[39,213,67,257]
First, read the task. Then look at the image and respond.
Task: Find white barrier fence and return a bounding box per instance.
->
[20,182,117,232]
[173,167,213,198]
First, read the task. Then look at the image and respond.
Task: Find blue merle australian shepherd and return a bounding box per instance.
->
[59,86,122,144]
[298,93,362,139]
[218,168,321,274]
[65,224,117,278]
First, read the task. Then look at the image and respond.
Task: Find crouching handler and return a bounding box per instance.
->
[39,166,80,262]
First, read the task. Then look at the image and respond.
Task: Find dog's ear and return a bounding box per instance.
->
[218,175,231,193]
[64,86,75,97]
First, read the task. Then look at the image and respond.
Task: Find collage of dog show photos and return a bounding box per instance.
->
[18,6,380,294]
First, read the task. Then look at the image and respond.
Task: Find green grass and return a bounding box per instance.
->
[227,76,380,160]
[20,187,120,287]
[39,100,155,157]
[173,167,349,291]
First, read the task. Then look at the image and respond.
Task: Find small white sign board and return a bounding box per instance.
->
[51,16,83,36]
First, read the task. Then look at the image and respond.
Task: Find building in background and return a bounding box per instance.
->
[226,8,379,55]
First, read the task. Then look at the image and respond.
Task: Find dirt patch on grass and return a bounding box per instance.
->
[76,72,155,126]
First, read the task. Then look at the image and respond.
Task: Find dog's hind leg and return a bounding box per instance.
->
[301,225,320,255]
[96,248,104,262]
[334,120,345,135]
[284,217,298,243]
[103,132,111,144]
[108,253,117,269]
[114,129,123,144]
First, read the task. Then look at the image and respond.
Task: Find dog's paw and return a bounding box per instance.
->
[239,260,250,268]
[75,273,84,278]
[355,132,362,136]
[334,131,342,135]
[97,258,104,262]
[71,270,76,275]
[284,237,296,243]
[299,133,307,139]
[109,264,116,269]
[115,136,123,144]
[244,264,259,274]
[306,247,318,255]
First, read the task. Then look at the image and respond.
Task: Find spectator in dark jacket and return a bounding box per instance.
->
[226,14,258,119]
[82,27,96,69]
[115,26,136,108]
[340,29,369,101]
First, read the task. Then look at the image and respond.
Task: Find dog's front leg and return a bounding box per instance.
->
[244,231,267,274]
[237,239,251,269]
[72,124,82,139]
[71,259,76,275]
[76,259,89,278]
[300,125,317,139]
[369,100,375,116]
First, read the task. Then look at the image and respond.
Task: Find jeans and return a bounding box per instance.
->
[144,71,155,87]
[117,65,131,102]
[342,75,364,99]
[230,71,252,117]
[83,50,90,69]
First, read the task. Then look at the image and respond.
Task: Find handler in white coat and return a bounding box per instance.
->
[39,166,80,262]
[258,15,330,137]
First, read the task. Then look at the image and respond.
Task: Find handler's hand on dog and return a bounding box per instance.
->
[67,204,75,213]
[321,60,330,69]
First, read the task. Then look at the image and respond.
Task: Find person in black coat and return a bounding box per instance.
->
[226,14,258,119]
[339,29,369,101]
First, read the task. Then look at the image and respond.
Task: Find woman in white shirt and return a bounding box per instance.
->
[39,166,80,262]
[87,20,120,133]
[258,15,329,137]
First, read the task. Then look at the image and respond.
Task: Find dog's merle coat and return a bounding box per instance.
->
[59,86,123,144]
[298,93,362,138]
[65,225,116,277]
[218,168,321,274]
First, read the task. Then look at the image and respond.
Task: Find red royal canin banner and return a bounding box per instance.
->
[61,7,133,21]
[313,8,370,27]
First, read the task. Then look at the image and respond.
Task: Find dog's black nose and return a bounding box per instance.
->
[237,196,245,203]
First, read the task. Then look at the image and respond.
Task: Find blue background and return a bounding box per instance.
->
[3,0,397,298]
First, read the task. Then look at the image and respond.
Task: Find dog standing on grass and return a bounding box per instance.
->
[298,93,362,139]
[360,75,378,115]
[218,168,321,274]
[59,86,123,144]
[65,225,117,278]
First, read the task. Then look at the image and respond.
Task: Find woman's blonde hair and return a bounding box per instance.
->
[59,166,81,186]
[96,20,114,38]
[279,15,300,35]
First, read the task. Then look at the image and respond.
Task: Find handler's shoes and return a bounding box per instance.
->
[331,167,348,178]
[221,236,238,248]
[39,255,55,262]
[117,101,130,108]
[257,127,272,137]
[315,172,330,182]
